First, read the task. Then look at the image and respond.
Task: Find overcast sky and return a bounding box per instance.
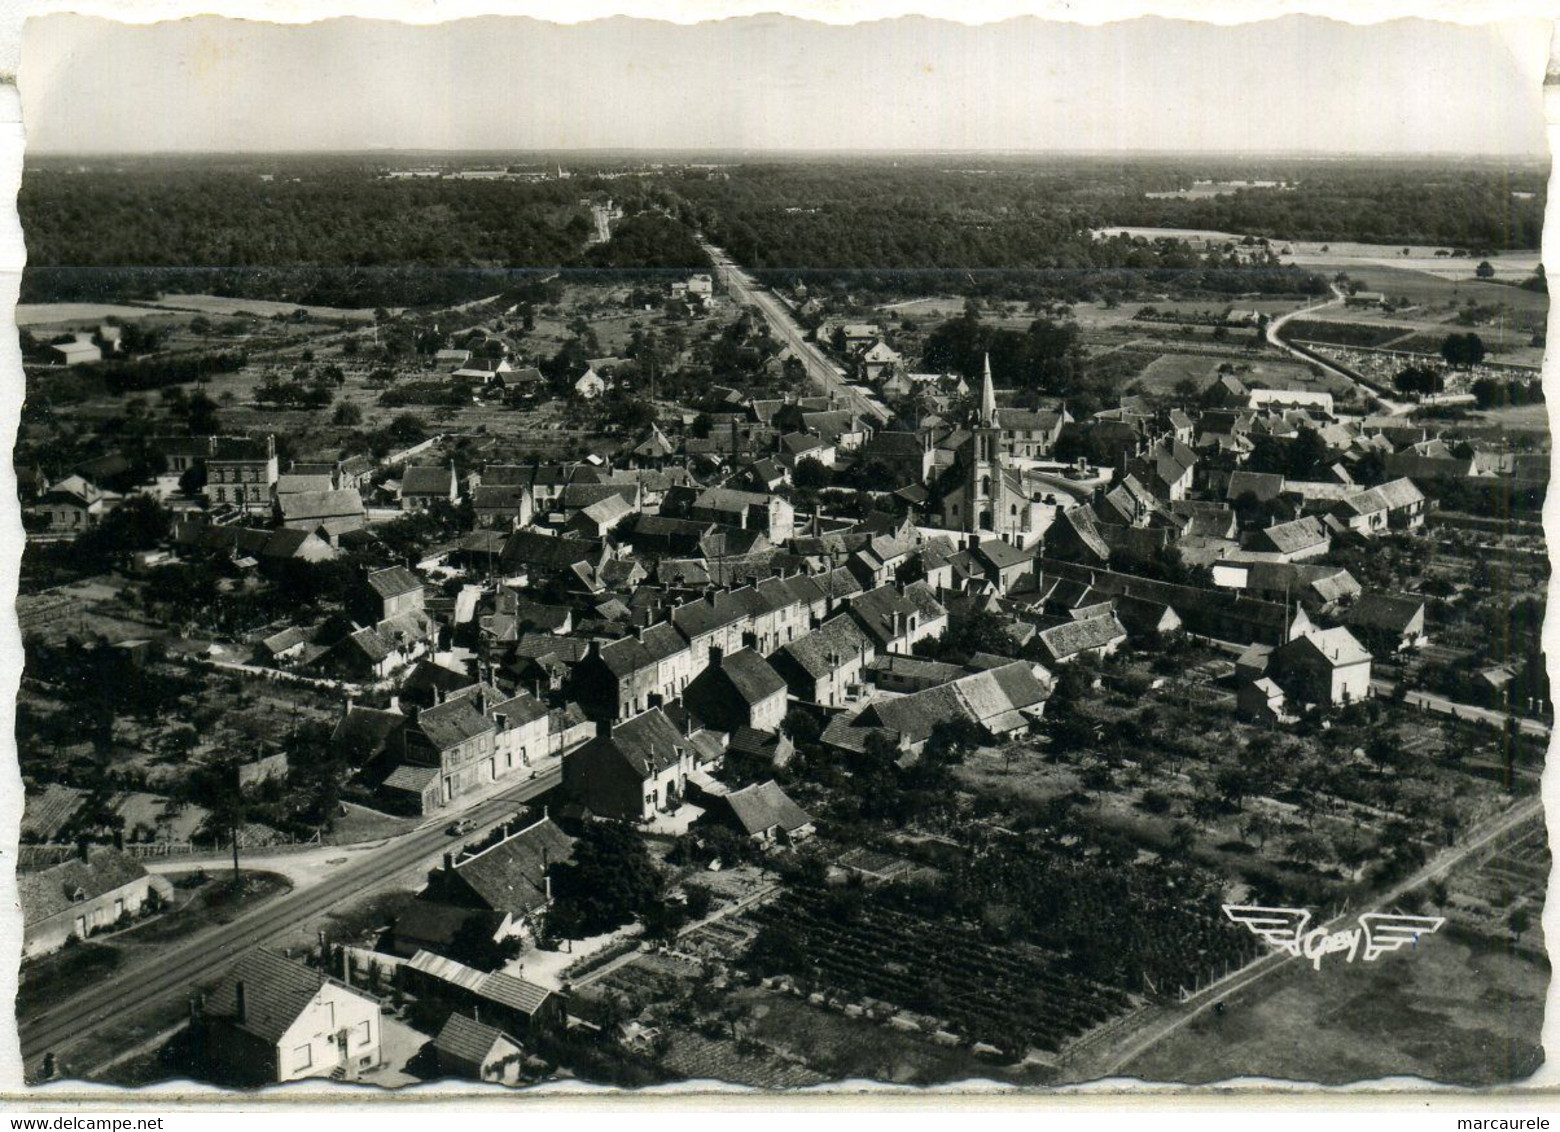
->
[18,13,1550,156]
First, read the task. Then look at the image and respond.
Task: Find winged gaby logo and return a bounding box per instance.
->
[1223,905,1446,970]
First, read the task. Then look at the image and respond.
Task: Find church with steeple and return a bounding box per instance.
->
[933,356,1041,546]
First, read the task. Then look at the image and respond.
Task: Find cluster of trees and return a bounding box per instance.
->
[255,365,340,409]
[1393,365,1445,396]
[27,350,250,398]
[922,309,1085,394]
[548,820,665,937]
[579,213,710,272]
[1439,332,1487,368]
[1471,375,1545,409]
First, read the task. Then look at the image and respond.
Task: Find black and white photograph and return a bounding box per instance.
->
[6,8,1553,1094]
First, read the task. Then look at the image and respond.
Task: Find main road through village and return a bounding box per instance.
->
[701,240,891,425]
[18,766,563,1074]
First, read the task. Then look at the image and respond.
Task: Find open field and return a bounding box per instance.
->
[1131,353,1333,397]
[142,294,395,321]
[1118,928,1547,1085]
[1284,243,1541,281]
[1468,402,1553,432]
[1325,267,1549,318]
[1095,230,1542,282]
[16,303,174,326]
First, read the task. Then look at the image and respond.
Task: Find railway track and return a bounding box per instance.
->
[20,767,562,1075]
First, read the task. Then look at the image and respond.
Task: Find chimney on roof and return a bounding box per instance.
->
[443,852,455,873]
[76,836,89,863]
[389,694,401,714]
[708,645,723,668]
[705,590,718,608]
[234,981,247,1024]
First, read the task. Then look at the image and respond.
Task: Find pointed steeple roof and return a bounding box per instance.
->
[980,354,997,427]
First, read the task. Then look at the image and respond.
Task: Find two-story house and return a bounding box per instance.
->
[201,949,381,1085]
[205,435,279,512]
[562,708,694,821]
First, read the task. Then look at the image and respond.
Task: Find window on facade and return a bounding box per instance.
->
[294,1044,313,1071]
[356,1020,372,1047]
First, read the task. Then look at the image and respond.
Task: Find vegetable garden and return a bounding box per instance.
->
[744,889,1142,1055]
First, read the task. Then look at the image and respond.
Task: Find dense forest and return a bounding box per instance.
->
[18,155,1543,309]
[18,161,709,307]
[1109,164,1546,250]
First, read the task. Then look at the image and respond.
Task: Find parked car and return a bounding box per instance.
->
[447,818,476,836]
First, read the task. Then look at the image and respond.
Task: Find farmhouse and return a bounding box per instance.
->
[1345,594,1428,652]
[704,780,815,846]
[19,847,174,959]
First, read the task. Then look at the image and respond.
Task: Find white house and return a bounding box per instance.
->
[203,950,382,1084]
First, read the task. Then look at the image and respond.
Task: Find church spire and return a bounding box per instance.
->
[980,354,997,427]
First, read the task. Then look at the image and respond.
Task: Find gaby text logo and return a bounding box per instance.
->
[1223,905,1445,970]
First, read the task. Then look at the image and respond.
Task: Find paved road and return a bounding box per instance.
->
[1096,793,1544,1078]
[1264,287,1411,416]
[1376,680,1551,739]
[20,766,563,1075]
[701,240,891,425]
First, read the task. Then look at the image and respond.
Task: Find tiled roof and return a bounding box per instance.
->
[451,818,574,916]
[367,566,422,600]
[500,532,600,572]
[435,1013,514,1064]
[415,690,496,751]
[278,489,364,522]
[1374,477,1426,510]
[715,649,787,705]
[776,613,873,680]
[1345,593,1425,634]
[1036,613,1128,661]
[1282,626,1372,668]
[597,709,686,777]
[1335,487,1389,517]
[1259,516,1329,556]
[402,465,456,495]
[847,584,920,647]
[18,848,153,923]
[720,780,812,837]
[472,484,531,510]
[206,950,345,1045]
[383,764,439,793]
[1227,471,1286,502]
[331,706,406,760]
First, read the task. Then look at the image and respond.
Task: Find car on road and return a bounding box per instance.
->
[447,818,476,836]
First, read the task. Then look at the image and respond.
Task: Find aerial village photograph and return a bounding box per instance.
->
[6,11,1552,1093]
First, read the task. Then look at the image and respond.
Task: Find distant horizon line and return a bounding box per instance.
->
[25,146,1551,163]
